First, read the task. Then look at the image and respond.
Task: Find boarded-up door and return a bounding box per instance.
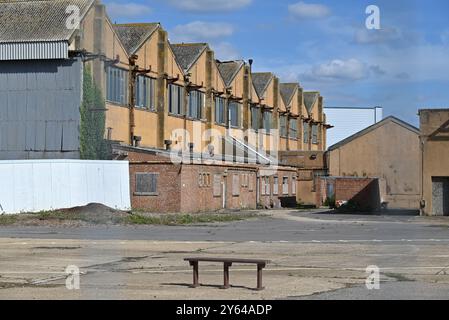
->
[432,177,449,216]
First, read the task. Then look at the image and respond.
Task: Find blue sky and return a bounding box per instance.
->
[103,0,449,126]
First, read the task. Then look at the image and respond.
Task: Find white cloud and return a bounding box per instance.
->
[288,1,331,19]
[212,42,241,60]
[107,2,152,19]
[354,27,401,44]
[166,0,251,13]
[354,26,422,49]
[306,58,369,81]
[170,21,235,43]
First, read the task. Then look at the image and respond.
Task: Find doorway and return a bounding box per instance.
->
[432,177,449,216]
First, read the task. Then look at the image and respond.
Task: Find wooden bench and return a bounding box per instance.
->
[184,257,270,291]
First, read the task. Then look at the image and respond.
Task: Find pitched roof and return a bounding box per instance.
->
[217,60,244,87]
[0,0,95,43]
[280,83,298,106]
[327,116,420,151]
[304,91,319,113]
[113,23,159,55]
[252,72,273,98]
[170,43,208,73]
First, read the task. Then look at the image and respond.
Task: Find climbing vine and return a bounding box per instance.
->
[79,65,108,160]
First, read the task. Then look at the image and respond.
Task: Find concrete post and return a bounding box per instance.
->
[205,49,214,146]
[92,2,105,95]
[242,65,250,162]
[156,29,168,150]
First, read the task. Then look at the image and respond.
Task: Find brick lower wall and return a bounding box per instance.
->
[317,177,381,211]
[130,163,182,212]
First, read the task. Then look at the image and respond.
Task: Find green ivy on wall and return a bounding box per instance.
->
[80,66,108,160]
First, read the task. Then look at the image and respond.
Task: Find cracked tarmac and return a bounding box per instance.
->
[1,209,449,299]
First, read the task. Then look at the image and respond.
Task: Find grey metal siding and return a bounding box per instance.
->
[0,41,68,60]
[0,58,82,159]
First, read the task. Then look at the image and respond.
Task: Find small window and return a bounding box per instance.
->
[106,66,128,105]
[188,90,204,119]
[229,102,241,128]
[168,84,184,115]
[312,125,319,144]
[136,76,156,110]
[241,173,249,188]
[135,173,158,196]
[199,172,211,187]
[251,107,260,131]
[213,174,222,197]
[265,176,271,195]
[289,119,298,139]
[303,123,309,144]
[283,176,289,195]
[215,97,226,125]
[273,176,279,195]
[232,174,240,196]
[263,111,272,133]
[292,176,297,195]
[280,115,287,137]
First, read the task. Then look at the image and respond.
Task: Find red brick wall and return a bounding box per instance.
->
[130,163,182,212]
[316,177,381,211]
[180,165,257,213]
[259,169,298,208]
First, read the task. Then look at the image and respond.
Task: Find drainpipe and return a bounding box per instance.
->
[128,54,138,145]
[420,135,425,216]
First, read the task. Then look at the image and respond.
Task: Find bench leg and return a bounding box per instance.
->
[221,262,232,289]
[189,261,199,288]
[256,264,265,291]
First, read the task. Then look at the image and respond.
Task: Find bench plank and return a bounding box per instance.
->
[185,257,270,264]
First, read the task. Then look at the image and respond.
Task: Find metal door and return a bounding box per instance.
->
[432,177,449,216]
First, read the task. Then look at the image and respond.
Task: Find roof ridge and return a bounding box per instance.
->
[171,42,208,46]
[217,60,245,86]
[113,22,160,26]
[328,116,419,151]
[113,22,160,55]
[252,72,274,98]
[170,42,209,73]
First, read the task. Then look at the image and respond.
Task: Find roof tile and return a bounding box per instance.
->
[0,0,95,43]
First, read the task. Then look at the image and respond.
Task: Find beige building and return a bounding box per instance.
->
[419,109,449,216]
[327,116,421,210]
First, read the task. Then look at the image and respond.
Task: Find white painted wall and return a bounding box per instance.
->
[324,107,383,148]
[0,160,131,214]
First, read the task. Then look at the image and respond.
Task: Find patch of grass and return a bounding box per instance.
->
[0,215,18,226]
[33,210,79,221]
[124,213,260,226]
